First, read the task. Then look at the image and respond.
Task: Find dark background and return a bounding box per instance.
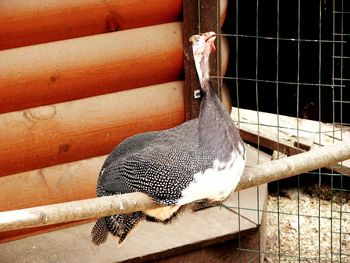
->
[222,0,349,124]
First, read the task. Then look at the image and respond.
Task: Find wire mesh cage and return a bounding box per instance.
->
[196,0,350,262]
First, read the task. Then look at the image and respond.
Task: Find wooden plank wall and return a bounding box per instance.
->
[0,0,228,242]
[0,0,182,50]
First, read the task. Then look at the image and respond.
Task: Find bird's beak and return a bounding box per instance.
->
[204,32,216,52]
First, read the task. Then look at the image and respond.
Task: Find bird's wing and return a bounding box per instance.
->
[101,130,164,170]
[99,119,216,204]
[101,148,205,205]
[96,131,164,197]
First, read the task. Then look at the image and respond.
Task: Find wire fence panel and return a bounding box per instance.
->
[196,0,350,262]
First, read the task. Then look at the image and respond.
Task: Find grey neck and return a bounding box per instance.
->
[198,73,244,163]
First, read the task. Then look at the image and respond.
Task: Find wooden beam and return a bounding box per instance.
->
[0,81,185,177]
[183,0,201,120]
[0,186,267,260]
[1,142,349,232]
[0,22,183,113]
[231,107,350,175]
[0,0,182,50]
[183,0,224,120]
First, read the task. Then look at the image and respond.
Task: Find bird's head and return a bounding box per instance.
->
[190,32,216,89]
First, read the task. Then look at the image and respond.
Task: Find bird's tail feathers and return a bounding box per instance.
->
[105,212,145,243]
[91,212,145,245]
[91,218,109,245]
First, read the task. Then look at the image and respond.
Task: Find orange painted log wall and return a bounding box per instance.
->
[0,0,182,49]
[0,81,185,177]
[0,156,104,212]
[0,22,183,113]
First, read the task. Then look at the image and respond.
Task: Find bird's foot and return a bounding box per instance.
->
[190,199,223,211]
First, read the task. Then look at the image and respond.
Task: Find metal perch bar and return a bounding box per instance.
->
[0,142,349,232]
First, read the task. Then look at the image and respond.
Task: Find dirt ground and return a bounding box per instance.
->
[264,185,350,262]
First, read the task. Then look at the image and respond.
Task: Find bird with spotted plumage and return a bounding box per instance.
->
[91,32,246,245]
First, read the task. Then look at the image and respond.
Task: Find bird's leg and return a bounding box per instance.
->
[189,199,223,212]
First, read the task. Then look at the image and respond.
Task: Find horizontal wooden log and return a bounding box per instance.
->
[0,81,185,177]
[0,156,105,212]
[0,0,182,50]
[0,22,183,113]
[1,142,349,232]
[0,155,104,242]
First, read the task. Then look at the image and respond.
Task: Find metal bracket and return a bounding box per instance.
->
[194,89,202,99]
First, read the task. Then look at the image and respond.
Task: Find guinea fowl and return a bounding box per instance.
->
[91,32,246,245]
